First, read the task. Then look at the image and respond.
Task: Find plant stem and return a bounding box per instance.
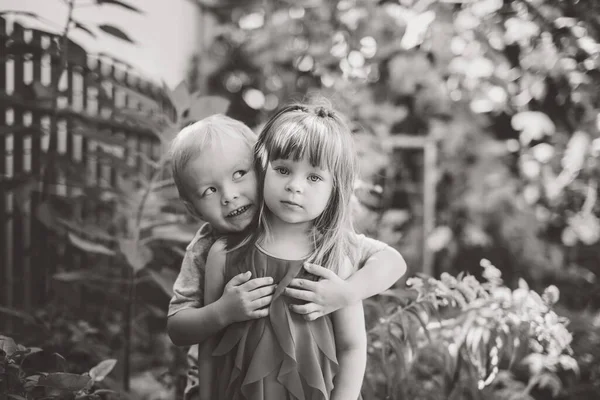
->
[123,155,169,391]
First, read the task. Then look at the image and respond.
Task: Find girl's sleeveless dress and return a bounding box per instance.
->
[211,244,339,400]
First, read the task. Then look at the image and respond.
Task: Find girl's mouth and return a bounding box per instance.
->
[227,205,251,218]
[281,200,302,208]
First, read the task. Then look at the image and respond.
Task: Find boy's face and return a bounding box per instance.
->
[182,135,258,234]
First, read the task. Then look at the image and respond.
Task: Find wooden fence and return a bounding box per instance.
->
[0,16,173,323]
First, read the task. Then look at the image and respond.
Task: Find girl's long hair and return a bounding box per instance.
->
[233,102,357,274]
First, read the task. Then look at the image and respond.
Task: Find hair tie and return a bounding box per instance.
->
[290,105,309,113]
[315,106,335,118]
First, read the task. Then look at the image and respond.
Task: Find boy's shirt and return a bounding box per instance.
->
[168,224,390,400]
[168,223,216,318]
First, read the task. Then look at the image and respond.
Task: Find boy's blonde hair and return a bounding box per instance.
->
[169,114,257,202]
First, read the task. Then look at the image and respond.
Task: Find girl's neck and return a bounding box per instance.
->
[260,212,314,259]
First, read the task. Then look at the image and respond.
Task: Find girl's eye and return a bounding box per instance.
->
[202,187,216,197]
[275,167,289,175]
[308,175,322,183]
[233,170,247,180]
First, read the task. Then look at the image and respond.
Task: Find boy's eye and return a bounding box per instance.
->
[274,166,289,175]
[202,187,216,197]
[233,170,247,180]
[308,175,322,183]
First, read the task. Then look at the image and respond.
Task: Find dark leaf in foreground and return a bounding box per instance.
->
[98,24,135,44]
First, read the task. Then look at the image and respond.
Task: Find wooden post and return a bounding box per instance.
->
[385,134,437,276]
[423,138,437,277]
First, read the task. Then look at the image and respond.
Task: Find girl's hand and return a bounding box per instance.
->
[220,272,276,323]
[284,263,354,321]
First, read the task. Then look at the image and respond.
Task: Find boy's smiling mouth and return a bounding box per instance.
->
[226,205,251,218]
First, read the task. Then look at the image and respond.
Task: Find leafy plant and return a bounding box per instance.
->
[363,259,578,400]
[0,335,117,400]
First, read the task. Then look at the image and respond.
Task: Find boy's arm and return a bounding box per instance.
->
[168,275,274,346]
[168,248,275,346]
[285,245,406,321]
[330,261,367,400]
[198,240,227,400]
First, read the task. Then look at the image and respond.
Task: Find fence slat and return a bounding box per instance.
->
[0,14,9,328]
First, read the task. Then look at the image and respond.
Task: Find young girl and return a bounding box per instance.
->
[201,103,367,400]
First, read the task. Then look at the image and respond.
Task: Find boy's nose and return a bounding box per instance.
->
[222,187,239,205]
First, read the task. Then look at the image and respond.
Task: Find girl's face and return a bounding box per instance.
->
[263,155,334,229]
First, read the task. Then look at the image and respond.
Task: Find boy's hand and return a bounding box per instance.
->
[220,272,276,323]
[284,263,354,321]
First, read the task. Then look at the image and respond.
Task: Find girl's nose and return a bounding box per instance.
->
[285,178,303,193]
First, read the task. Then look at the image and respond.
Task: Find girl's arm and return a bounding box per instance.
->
[285,245,406,320]
[197,240,228,400]
[330,261,367,400]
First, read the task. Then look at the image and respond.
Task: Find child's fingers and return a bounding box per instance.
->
[247,284,276,300]
[284,287,316,302]
[303,263,337,279]
[250,306,270,319]
[239,276,274,290]
[289,302,320,315]
[303,311,322,322]
[226,271,252,288]
[251,295,273,310]
[288,278,318,291]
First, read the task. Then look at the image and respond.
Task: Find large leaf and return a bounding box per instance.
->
[151,223,197,243]
[37,373,91,391]
[57,217,117,243]
[68,233,116,256]
[97,0,144,13]
[89,359,117,382]
[71,120,128,148]
[73,20,96,38]
[119,239,153,271]
[0,125,45,137]
[0,335,18,356]
[166,80,191,119]
[54,270,104,282]
[107,80,163,113]
[21,351,66,374]
[98,24,135,43]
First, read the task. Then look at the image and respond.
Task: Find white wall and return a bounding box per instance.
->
[2,0,202,88]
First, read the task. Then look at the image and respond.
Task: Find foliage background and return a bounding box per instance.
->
[2,0,600,399]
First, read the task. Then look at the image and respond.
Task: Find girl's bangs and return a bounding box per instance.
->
[266,118,344,173]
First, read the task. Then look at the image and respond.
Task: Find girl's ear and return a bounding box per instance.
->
[184,201,202,219]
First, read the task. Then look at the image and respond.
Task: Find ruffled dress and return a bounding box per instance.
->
[211,244,338,400]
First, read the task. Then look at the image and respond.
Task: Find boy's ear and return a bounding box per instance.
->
[183,201,202,219]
